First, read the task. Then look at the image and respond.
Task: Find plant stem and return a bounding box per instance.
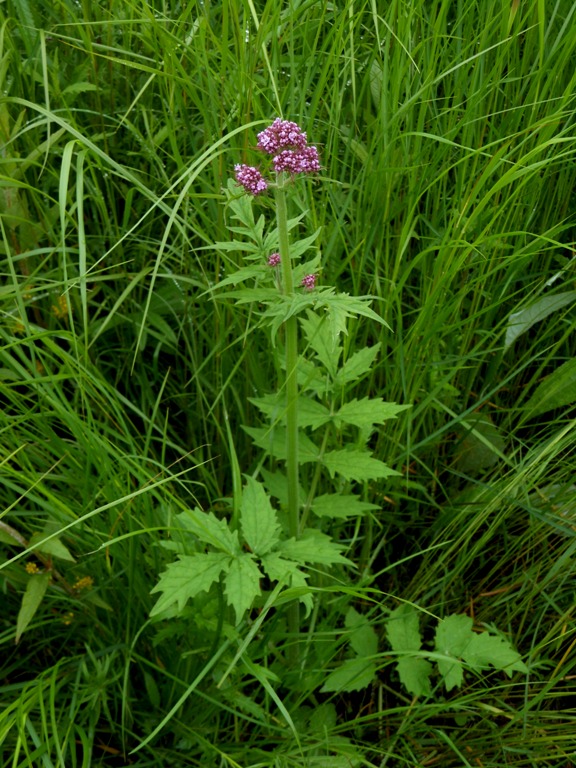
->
[274,175,299,542]
[275,173,301,660]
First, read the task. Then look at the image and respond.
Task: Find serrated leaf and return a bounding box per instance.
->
[29,533,76,563]
[322,449,399,481]
[240,477,280,556]
[259,468,307,507]
[16,573,51,642]
[335,398,411,430]
[434,614,473,692]
[335,344,381,387]
[524,358,576,417]
[345,607,378,657]
[176,507,239,555]
[385,604,422,652]
[277,528,353,567]
[396,657,433,697]
[321,658,377,693]
[300,309,342,377]
[462,632,528,676]
[150,553,229,616]
[214,264,265,289]
[224,554,262,624]
[243,425,319,463]
[249,393,331,430]
[260,552,313,614]
[311,493,379,519]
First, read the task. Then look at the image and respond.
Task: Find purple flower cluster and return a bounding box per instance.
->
[256,118,308,154]
[234,118,320,196]
[234,164,268,195]
[267,252,281,266]
[301,274,317,291]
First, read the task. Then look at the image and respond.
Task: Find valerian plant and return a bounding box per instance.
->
[151,119,409,644]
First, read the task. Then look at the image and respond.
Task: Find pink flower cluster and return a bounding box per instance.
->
[301,274,317,291]
[267,252,281,266]
[233,164,268,196]
[234,118,320,196]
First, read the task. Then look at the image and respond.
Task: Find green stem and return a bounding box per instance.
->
[275,173,301,661]
[274,175,299,542]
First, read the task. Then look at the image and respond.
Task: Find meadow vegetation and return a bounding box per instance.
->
[1,0,576,766]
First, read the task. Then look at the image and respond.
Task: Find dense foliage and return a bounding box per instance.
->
[1,1,576,766]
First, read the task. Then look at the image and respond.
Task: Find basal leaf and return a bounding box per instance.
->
[311,493,379,519]
[385,604,422,653]
[321,658,377,693]
[523,358,576,417]
[462,632,528,676]
[16,572,51,643]
[345,607,378,657]
[322,449,400,481]
[176,508,239,555]
[224,554,263,624]
[240,477,280,556]
[435,614,474,657]
[260,552,313,614]
[243,426,319,463]
[277,528,353,567]
[29,532,76,563]
[150,553,229,617]
[335,344,381,387]
[335,398,411,430]
[396,657,433,697]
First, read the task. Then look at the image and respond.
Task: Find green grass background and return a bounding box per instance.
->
[1,0,576,765]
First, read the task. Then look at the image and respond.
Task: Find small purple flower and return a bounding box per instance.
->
[267,252,281,267]
[301,274,317,291]
[234,164,268,195]
[257,118,308,154]
[273,145,320,175]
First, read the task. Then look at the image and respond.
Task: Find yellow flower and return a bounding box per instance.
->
[52,294,69,319]
[62,611,75,625]
[73,575,94,592]
[25,562,40,574]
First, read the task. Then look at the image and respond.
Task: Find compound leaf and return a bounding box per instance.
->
[150,552,229,617]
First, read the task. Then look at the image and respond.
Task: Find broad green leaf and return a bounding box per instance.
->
[277,528,353,567]
[345,607,378,657]
[454,414,506,473]
[176,508,239,555]
[523,358,576,417]
[240,477,280,556]
[335,344,381,387]
[300,309,342,377]
[311,493,379,519]
[385,604,422,653]
[261,552,312,614]
[335,398,411,430]
[396,657,433,697]
[321,658,377,693]
[249,393,331,430]
[29,532,76,563]
[259,468,307,507]
[224,554,262,624]
[243,426,319,463]
[435,614,473,691]
[16,572,51,643]
[150,552,229,616]
[214,264,265,289]
[505,291,576,350]
[322,449,399,481]
[463,632,528,676]
[435,614,474,656]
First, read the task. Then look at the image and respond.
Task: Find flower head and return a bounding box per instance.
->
[273,145,320,175]
[301,274,317,291]
[257,118,308,154]
[234,164,268,195]
[267,252,281,267]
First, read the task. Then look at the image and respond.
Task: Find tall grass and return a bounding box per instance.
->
[1,0,576,765]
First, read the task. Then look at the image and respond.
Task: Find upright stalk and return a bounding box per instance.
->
[274,174,299,542]
[275,173,301,658]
